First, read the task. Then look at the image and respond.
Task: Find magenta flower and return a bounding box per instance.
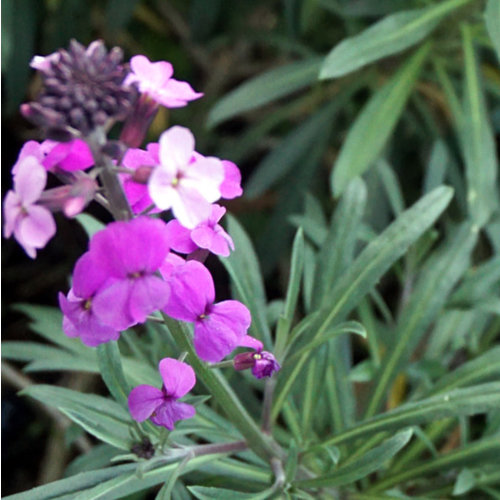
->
[59,252,119,346]
[3,156,56,258]
[88,217,172,330]
[165,204,234,257]
[148,126,225,228]
[234,350,281,379]
[124,55,203,108]
[128,358,196,430]
[163,260,258,362]
[41,139,94,172]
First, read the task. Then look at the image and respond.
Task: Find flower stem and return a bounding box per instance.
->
[162,314,283,462]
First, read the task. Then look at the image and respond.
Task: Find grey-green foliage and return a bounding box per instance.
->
[4,0,500,498]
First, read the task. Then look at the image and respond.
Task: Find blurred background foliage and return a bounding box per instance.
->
[2,0,500,496]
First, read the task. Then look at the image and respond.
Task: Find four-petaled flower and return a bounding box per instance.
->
[3,155,56,258]
[148,126,224,228]
[128,358,196,430]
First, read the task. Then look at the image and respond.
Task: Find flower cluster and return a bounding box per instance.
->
[3,39,279,432]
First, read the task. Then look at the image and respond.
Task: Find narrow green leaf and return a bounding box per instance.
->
[453,468,476,496]
[3,464,137,500]
[207,57,322,127]
[314,177,367,308]
[295,429,412,488]
[370,437,500,492]
[423,139,449,194]
[377,159,404,216]
[272,186,454,420]
[320,0,470,79]
[20,385,132,450]
[97,342,130,408]
[219,215,271,347]
[366,222,478,417]
[310,383,500,451]
[331,44,430,196]
[461,24,499,226]
[189,486,276,500]
[245,102,338,198]
[485,0,500,62]
[275,228,304,357]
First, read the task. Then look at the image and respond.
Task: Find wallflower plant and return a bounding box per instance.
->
[3,6,500,495]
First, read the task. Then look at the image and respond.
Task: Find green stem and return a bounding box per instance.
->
[162,314,282,462]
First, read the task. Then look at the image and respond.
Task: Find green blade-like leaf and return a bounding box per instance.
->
[20,385,132,450]
[461,24,499,227]
[310,382,500,450]
[366,222,478,417]
[75,213,105,238]
[207,57,322,127]
[3,464,137,500]
[219,215,271,347]
[485,0,500,62]
[97,341,130,408]
[189,486,276,500]
[295,429,412,488]
[245,101,338,198]
[320,0,470,79]
[272,186,454,420]
[331,43,430,196]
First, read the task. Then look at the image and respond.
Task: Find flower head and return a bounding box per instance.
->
[22,40,137,137]
[165,204,234,257]
[59,252,119,346]
[148,126,224,228]
[128,358,196,430]
[163,260,258,362]
[124,55,203,108]
[88,217,172,330]
[3,155,56,258]
[234,350,280,379]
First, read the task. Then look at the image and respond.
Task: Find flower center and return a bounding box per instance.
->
[83,298,92,310]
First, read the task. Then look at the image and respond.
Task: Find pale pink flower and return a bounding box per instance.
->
[124,55,203,108]
[148,126,224,228]
[3,156,56,258]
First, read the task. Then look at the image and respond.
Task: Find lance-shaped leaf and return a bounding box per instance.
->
[272,186,453,419]
[365,222,478,417]
[309,382,500,450]
[295,429,412,488]
[485,0,500,62]
[20,385,133,450]
[320,0,470,79]
[460,24,499,227]
[207,57,322,128]
[331,44,430,197]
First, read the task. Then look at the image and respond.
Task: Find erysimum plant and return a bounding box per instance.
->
[3,0,500,496]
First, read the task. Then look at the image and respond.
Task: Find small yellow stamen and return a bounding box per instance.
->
[84,298,92,310]
[253,353,262,360]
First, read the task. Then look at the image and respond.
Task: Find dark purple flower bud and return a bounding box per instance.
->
[23,39,138,137]
[132,166,154,184]
[120,94,159,148]
[233,351,280,379]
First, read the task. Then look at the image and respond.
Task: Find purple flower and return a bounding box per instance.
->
[165,204,234,257]
[88,217,172,331]
[3,155,56,258]
[148,126,225,228]
[41,139,94,172]
[234,351,281,379]
[163,260,258,362]
[128,357,196,430]
[124,55,203,108]
[59,252,119,346]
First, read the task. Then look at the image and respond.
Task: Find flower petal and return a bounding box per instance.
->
[163,260,214,322]
[159,126,194,174]
[14,156,47,204]
[158,358,196,398]
[150,400,196,430]
[92,279,136,331]
[128,275,170,324]
[128,385,164,422]
[17,205,56,248]
[165,219,198,254]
